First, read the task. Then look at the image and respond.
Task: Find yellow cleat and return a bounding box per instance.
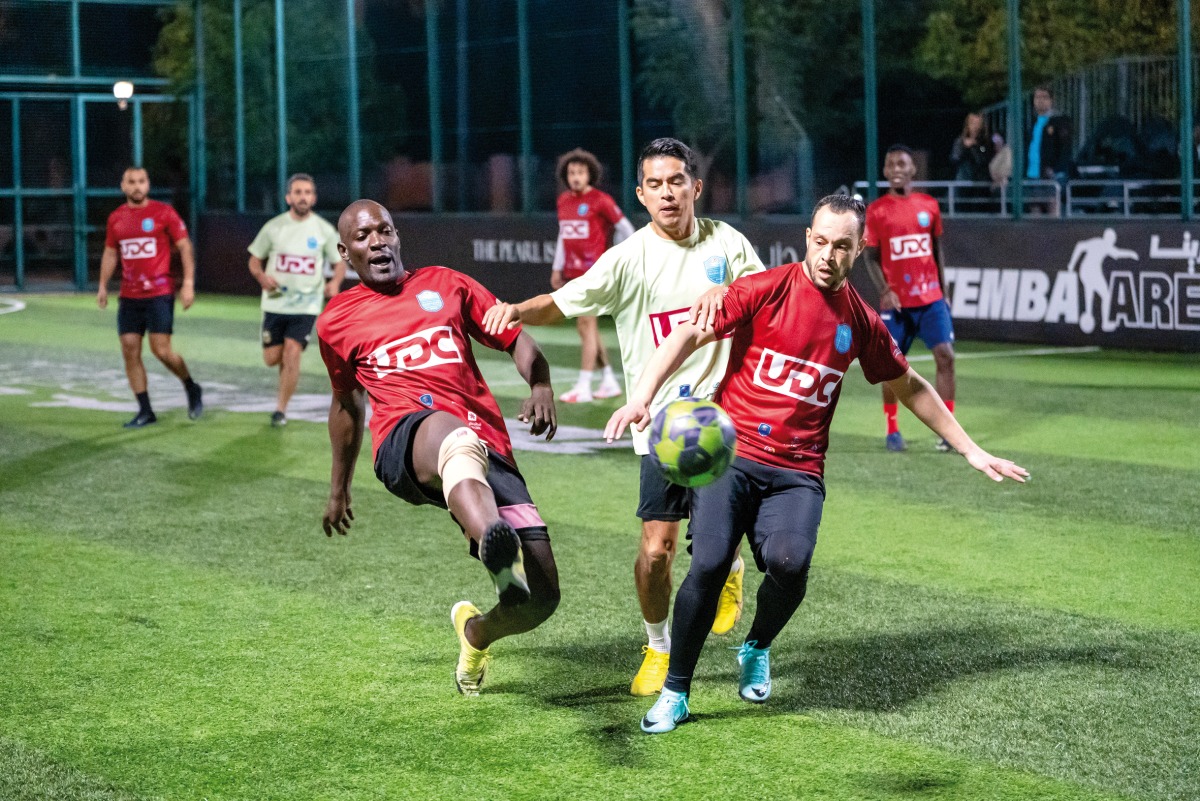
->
[711,559,745,635]
[630,646,670,696]
[452,601,490,696]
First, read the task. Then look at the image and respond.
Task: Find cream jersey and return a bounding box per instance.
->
[248,212,342,316]
[551,218,764,454]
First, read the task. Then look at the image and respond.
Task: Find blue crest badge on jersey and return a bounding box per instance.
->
[757,423,772,436]
[704,255,728,284]
[903,273,912,283]
[834,323,853,354]
[678,384,691,397]
[416,290,444,312]
[307,236,318,249]
[419,393,433,407]
[141,218,154,232]
[577,203,589,216]
[917,210,931,228]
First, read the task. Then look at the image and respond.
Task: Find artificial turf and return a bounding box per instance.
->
[0,294,1196,800]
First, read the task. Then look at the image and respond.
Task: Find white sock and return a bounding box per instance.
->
[728,556,743,577]
[645,618,670,653]
[601,365,617,382]
[577,369,594,388]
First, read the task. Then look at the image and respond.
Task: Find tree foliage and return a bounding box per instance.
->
[153,0,405,210]
[917,0,1194,107]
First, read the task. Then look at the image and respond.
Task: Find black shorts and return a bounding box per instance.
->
[374,409,549,555]
[117,294,174,336]
[636,455,691,522]
[686,456,825,573]
[262,312,317,349]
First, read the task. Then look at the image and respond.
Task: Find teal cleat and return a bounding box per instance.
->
[640,688,690,734]
[735,640,771,703]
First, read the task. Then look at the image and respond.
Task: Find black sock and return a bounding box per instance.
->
[135,391,152,415]
[183,376,198,393]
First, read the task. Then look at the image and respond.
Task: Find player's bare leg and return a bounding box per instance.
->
[411,412,558,642]
[149,332,203,420]
[120,333,149,394]
[631,519,678,695]
[584,317,622,399]
[274,338,304,421]
[932,342,956,452]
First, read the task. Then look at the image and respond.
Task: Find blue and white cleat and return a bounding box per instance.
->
[640,688,690,734]
[735,640,771,703]
[885,431,907,452]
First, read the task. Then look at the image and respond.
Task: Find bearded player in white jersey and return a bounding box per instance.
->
[483,138,764,696]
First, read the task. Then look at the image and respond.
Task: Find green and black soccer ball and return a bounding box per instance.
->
[648,398,737,488]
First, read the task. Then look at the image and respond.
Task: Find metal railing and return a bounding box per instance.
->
[852,179,1200,218]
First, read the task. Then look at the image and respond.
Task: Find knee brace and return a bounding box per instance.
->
[438,427,489,498]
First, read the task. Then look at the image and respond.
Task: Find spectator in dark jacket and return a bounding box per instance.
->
[1026,86,1072,182]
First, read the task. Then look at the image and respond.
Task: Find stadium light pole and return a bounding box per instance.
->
[234,0,245,212]
[347,0,361,201]
[456,0,469,211]
[731,0,748,218]
[1006,0,1024,220]
[618,0,634,212]
[517,0,533,214]
[861,0,878,203]
[426,0,443,212]
[195,0,207,213]
[1179,0,1193,222]
[275,0,287,206]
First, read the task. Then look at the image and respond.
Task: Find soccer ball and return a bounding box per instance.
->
[648,398,737,488]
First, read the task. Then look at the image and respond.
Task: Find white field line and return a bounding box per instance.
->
[0,299,27,315]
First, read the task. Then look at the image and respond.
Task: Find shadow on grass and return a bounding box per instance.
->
[498,623,1156,766]
[0,427,169,493]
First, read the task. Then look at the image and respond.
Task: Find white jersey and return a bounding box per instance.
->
[551,218,764,454]
[248,212,341,316]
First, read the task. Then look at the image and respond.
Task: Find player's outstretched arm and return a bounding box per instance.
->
[885,367,1029,483]
[324,387,366,536]
[605,322,716,442]
[482,294,565,336]
[690,285,729,331]
[508,331,557,441]
[96,246,119,309]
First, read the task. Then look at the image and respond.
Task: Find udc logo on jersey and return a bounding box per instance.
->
[834,323,853,354]
[577,203,589,216]
[416,290,444,312]
[704,255,728,284]
[758,423,772,436]
[917,210,931,228]
[419,393,433,407]
[307,236,318,249]
[141,218,154,233]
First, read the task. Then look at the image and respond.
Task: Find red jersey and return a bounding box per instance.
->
[711,262,909,475]
[316,266,522,464]
[104,200,189,300]
[556,187,624,279]
[863,192,944,307]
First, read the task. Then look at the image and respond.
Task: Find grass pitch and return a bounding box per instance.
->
[0,294,1198,801]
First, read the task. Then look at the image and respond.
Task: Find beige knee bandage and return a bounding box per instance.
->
[438,427,489,498]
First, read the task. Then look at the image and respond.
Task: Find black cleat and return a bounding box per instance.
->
[479,521,530,606]
[186,383,204,420]
[123,410,158,429]
[270,411,287,427]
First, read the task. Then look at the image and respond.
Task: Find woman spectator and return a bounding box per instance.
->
[950,113,997,182]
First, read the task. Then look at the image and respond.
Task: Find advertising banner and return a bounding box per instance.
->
[197,212,1198,352]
